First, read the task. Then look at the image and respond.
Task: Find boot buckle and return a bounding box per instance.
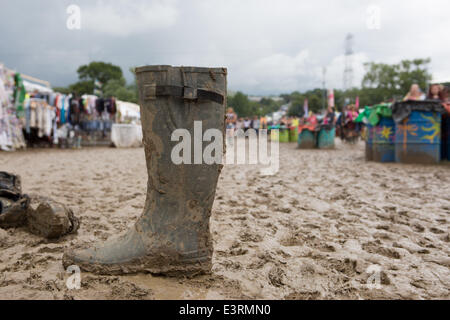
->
[144,84,157,100]
[183,86,197,100]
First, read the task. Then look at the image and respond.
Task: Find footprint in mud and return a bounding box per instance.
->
[276,207,292,214]
[362,241,401,259]
[220,260,242,271]
[322,258,360,277]
[264,223,278,235]
[373,232,393,241]
[109,281,153,300]
[268,266,286,287]
[250,212,269,220]
[285,290,321,300]
[429,227,445,235]
[376,225,390,231]
[240,231,263,243]
[247,252,278,270]
[411,223,425,233]
[279,232,304,247]
[37,246,63,254]
[228,242,249,256]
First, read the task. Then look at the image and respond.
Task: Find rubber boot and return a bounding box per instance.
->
[0,172,22,200]
[26,196,80,239]
[0,172,28,229]
[63,65,227,276]
[0,196,29,229]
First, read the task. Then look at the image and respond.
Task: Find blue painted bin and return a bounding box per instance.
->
[395,111,441,164]
[298,130,316,149]
[365,124,374,161]
[317,127,335,149]
[373,117,396,162]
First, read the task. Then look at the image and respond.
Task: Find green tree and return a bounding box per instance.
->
[288,93,305,117]
[54,62,139,102]
[103,77,138,103]
[77,61,123,84]
[69,80,94,96]
[362,58,431,102]
[228,91,251,117]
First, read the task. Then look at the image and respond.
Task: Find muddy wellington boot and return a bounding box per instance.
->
[26,196,80,239]
[63,65,227,276]
[0,172,29,229]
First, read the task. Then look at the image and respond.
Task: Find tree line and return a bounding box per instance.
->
[53,61,139,103]
[286,58,432,117]
[54,58,433,117]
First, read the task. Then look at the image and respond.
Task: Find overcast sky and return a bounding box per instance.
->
[1,0,449,95]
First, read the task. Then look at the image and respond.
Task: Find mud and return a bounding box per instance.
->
[395,150,440,165]
[0,139,448,299]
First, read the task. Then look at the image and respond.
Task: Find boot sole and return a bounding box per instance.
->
[62,254,212,278]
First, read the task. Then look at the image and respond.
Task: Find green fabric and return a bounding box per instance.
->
[355,106,372,123]
[14,73,26,119]
[368,103,392,126]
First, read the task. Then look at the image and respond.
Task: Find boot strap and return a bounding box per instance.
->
[144,85,224,105]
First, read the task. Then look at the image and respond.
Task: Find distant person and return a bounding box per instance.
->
[291,117,299,128]
[427,84,444,101]
[442,87,450,113]
[226,107,237,130]
[226,107,237,143]
[236,118,244,131]
[243,117,252,132]
[336,106,347,140]
[251,116,260,133]
[306,111,318,126]
[260,116,267,130]
[404,84,426,101]
[280,116,288,128]
[323,106,336,125]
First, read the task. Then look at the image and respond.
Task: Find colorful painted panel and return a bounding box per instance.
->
[317,127,335,149]
[373,117,396,163]
[297,130,316,149]
[365,124,374,161]
[395,111,441,164]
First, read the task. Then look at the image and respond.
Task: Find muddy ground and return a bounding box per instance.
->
[0,140,449,300]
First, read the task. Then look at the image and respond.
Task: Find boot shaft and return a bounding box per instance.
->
[135,65,227,253]
[135,65,227,191]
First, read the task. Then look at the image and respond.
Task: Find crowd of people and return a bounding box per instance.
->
[226,107,269,134]
[404,83,450,112]
[225,82,450,144]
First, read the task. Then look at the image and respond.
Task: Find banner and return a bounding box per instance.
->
[303,98,309,116]
[327,89,335,108]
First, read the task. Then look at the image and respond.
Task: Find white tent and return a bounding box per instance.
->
[112,100,142,148]
[23,80,53,94]
[116,100,140,123]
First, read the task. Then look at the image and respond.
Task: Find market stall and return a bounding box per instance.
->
[111,100,142,148]
[0,64,26,151]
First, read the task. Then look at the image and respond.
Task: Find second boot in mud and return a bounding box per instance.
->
[63,65,227,276]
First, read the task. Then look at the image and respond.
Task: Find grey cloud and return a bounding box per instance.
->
[1,0,449,94]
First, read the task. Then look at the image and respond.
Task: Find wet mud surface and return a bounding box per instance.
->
[0,140,448,299]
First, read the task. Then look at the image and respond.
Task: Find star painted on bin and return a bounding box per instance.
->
[380,126,392,140]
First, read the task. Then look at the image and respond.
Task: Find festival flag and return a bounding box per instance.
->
[94,79,103,96]
[303,98,309,116]
[327,89,335,108]
[355,96,360,109]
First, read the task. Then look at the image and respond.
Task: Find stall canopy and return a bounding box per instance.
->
[116,100,140,123]
[112,100,142,148]
[23,80,53,94]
